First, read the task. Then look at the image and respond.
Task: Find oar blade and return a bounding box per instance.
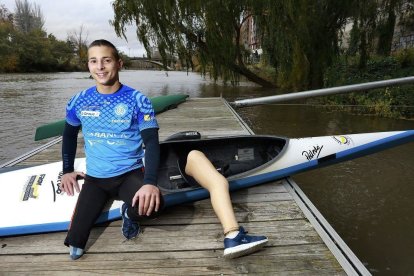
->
[34,120,66,141]
[151,94,189,113]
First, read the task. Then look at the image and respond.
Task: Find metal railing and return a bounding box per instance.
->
[0,137,62,168]
[232,76,414,108]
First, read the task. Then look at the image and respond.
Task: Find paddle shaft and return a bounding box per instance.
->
[232,76,414,107]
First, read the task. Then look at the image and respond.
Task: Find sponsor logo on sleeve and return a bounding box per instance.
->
[144,114,152,121]
[81,110,100,117]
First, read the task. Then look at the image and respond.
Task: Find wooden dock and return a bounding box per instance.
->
[0,98,369,275]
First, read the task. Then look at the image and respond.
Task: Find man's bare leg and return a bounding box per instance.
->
[185,150,239,234]
[184,150,268,258]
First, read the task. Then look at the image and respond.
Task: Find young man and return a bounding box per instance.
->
[61,39,268,260]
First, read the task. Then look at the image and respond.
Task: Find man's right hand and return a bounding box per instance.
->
[61,171,85,196]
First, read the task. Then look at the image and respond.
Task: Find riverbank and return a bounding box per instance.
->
[318,52,414,119]
[248,51,414,119]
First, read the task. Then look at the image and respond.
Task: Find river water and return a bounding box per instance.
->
[1,70,413,275]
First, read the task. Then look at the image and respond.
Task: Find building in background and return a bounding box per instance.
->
[240,13,262,63]
[392,1,414,50]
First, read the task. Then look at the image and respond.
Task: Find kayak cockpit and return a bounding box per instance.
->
[156,135,287,193]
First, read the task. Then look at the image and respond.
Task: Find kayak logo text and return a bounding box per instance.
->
[50,171,64,202]
[21,174,45,201]
[56,171,63,195]
[302,145,324,161]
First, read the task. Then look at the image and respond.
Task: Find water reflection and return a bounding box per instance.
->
[237,104,414,275]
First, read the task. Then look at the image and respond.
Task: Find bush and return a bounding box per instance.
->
[394,48,414,68]
[318,54,414,119]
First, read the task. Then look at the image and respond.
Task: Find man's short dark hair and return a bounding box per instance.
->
[88,39,120,60]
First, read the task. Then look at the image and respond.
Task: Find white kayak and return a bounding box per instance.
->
[1,130,413,237]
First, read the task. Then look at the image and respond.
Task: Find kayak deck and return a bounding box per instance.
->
[0,98,363,275]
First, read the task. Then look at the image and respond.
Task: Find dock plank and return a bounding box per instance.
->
[0,181,344,275]
[0,245,344,275]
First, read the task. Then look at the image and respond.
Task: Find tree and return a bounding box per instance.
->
[111,0,276,87]
[345,0,409,67]
[253,1,356,89]
[48,34,77,71]
[0,1,80,73]
[13,0,44,33]
[67,25,89,69]
[376,0,401,56]
[111,0,361,89]
[0,4,18,72]
[0,4,13,22]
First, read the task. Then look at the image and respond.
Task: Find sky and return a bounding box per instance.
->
[1,0,146,57]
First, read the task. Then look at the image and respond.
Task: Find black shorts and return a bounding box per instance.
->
[64,168,164,249]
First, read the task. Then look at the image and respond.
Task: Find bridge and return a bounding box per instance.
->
[128,57,174,70]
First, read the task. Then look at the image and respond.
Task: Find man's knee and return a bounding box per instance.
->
[186,150,206,166]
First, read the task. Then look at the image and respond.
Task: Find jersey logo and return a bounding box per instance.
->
[144,114,152,121]
[114,103,128,116]
[81,110,100,117]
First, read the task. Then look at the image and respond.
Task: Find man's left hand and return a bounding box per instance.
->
[132,184,161,216]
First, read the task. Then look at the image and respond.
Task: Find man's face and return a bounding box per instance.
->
[87,46,123,87]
